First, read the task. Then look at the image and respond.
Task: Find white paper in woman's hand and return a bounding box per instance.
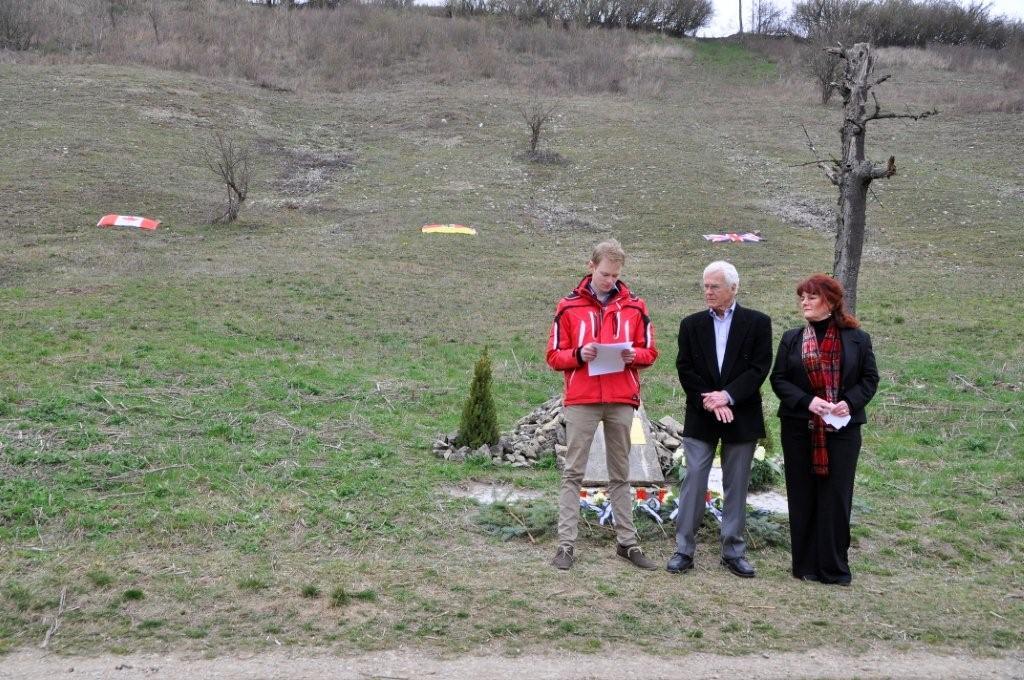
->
[823,412,852,429]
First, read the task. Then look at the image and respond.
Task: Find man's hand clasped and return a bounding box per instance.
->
[701,390,733,423]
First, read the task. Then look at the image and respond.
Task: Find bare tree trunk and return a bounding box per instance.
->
[810,43,936,313]
[833,171,869,312]
[738,0,743,33]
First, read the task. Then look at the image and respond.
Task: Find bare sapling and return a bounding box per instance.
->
[146,0,162,43]
[204,133,256,224]
[804,41,841,104]
[518,100,557,157]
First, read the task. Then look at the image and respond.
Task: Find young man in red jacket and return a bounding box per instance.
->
[546,239,659,570]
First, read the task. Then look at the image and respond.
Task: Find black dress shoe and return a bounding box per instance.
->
[721,556,756,578]
[666,552,694,574]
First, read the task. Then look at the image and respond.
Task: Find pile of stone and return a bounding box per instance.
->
[650,415,685,475]
[433,397,687,476]
[431,396,562,467]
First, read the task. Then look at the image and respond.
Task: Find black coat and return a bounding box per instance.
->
[770,326,879,423]
[676,304,773,444]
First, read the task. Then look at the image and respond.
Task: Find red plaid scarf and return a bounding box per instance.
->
[801,322,842,476]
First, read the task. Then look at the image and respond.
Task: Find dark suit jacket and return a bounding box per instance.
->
[676,304,773,444]
[770,326,879,424]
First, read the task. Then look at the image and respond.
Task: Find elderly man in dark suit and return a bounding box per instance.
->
[667,261,773,578]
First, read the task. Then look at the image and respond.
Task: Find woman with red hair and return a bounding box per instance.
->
[770,274,879,585]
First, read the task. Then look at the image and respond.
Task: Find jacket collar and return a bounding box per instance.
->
[576,275,630,305]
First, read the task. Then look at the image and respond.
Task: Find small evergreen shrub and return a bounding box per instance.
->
[455,347,499,449]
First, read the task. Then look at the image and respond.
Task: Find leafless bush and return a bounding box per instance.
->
[204,133,256,224]
[6,0,687,95]
[449,0,713,36]
[792,0,1024,49]
[803,41,842,104]
[660,0,715,36]
[749,0,787,36]
[144,0,162,43]
[106,0,130,30]
[0,0,35,50]
[518,100,556,155]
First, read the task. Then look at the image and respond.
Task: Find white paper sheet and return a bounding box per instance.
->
[587,342,633,376]
[823,412,852,429]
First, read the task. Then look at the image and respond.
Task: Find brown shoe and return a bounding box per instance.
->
[551,544,575,570]
[616,543,657,570]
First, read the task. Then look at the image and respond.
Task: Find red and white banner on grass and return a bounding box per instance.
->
[97,215,160,230]
[702,232,763,243]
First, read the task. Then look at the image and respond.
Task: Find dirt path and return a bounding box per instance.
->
[2,648,1021,679]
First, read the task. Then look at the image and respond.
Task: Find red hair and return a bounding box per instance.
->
[796,274,860,329]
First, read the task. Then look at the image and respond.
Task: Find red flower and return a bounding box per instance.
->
[635,488,648,500]
[580,490,588,499]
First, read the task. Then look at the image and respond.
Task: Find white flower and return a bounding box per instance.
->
[754,445,767,461]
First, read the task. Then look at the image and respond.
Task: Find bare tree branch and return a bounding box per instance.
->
[40,586,67,649]
[867,185,884,207]
[787,159,837,168]
[869,156,897,179]
[866,106,940,123]
[801,124,840,185]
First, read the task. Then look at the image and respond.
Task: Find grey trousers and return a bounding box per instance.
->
[558,403,637,548]
[674,436,755,559]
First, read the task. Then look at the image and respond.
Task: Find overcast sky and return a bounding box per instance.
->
[698,0,1024,37]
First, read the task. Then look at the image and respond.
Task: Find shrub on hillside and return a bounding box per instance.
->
[517,99,562,162]
[792,0,1024,49]
[748,0,788,35]
[0,0,35,50]
[804,41,843,104]
[7,1,664,95]
[447,0,714,36]
[203,133,256,224]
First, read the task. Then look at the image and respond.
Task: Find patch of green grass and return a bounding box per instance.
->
[330,587,351,608]
[86,570,114,588]
[4,583,33,612]
[693,39,778,80]
[121,589,144,602]
[352,589,378,603]
[238,577,270,593]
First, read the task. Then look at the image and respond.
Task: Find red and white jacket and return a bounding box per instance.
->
[546,276,658,407]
